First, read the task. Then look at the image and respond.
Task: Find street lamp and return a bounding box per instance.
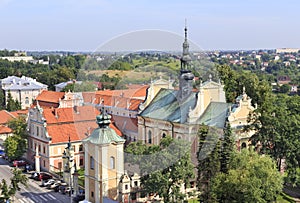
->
[62,136,75,203]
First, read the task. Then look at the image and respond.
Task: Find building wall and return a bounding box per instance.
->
[5,89,44,109]
[85,141,124,203]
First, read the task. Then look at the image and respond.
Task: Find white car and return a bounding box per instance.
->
[42,179,55,187]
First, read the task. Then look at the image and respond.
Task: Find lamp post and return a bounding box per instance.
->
[62,136,74,203]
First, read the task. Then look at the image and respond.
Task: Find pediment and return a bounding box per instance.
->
[202,81,222,89]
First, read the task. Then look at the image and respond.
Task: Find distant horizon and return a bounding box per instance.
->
[0,1,299,51]
[2,47,298,53]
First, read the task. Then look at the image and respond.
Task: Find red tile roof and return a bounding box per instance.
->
[93,86,148,111]
[43,106,99,124]
[0,110,16,125]
[43,106,122,144]
[0,125,12,134]
[36,90,65,104]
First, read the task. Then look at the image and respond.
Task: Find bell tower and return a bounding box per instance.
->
[178,20,194,102]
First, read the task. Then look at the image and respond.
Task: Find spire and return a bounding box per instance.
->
[181,19,191,71]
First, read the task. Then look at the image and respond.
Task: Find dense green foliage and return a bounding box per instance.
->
[210,149,283,203]
[61,82,97,92]
[125,136,194,202]
[0,168,28,202]
[217,64,300,187]
[220,123,235,174]
[4,117,28,160]
[249,94,300,185]
[6,91,21,111]
[197,126,221,202]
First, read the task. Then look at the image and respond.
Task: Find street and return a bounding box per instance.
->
[0,157,73,203]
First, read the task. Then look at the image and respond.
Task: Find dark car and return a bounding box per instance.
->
[73,194,85,203]
[12,160,27,167]
[34,172,53,181]
[0,149,5,157]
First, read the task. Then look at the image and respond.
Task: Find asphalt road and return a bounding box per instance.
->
[0,157,73,203]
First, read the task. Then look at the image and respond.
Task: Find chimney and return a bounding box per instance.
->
[73,106,79,114]
[53,108,58,119]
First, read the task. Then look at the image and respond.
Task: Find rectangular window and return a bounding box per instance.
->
[36,126,39,136]
[43,160,45,167]
[58,162,62,170]
[90,156,94,169]
[43,146,46,154]
[110,156,115,169]
[80,158,84,166]
[79,145,83,152]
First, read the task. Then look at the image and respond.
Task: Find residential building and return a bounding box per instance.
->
[26,104,122,173]
[0,76,47,109]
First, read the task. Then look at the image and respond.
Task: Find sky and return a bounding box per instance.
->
[0,0,299,51]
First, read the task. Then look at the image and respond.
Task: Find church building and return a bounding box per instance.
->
[138,25,229,154]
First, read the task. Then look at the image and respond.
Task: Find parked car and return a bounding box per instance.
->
[42,179,55,187]
[34,172,53,181]
[12,160,27,167]
[48,182,61,189]
[63,187,74,195]
[30,172,39,179]
[0,149,5,157]
[73,194,85,203]
[58,183,68,193]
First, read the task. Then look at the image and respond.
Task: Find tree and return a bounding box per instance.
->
[0,168,28,202]
[279,84,290,93]
[61,82,97,92]
[197,126,221,202]
[6,91,21,111]
[0,90,5,110]
[220,123,235,174]
[248,94,300,180]
[210,149,283,203]
[125,136,195,202]
[4,117,28,160]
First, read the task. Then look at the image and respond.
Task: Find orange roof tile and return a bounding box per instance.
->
[42,106,122,144]
[43,106,99,124]
[0,125,12,134]
[0,110,16,125]
[36,90,65,103]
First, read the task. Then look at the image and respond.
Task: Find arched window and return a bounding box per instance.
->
[90,156,94,169]
[25,97,29,104]
[162,133,166,138]
[241,142,247,149]
[110,156,115,169]
[148,130,152,144]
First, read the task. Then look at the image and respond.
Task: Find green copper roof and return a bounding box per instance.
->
[83,114,125,145]
[140,88,197,124]
[83,127,125,145]
[197,102,231,128]
[140,89,230,128]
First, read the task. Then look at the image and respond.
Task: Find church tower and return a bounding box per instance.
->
[178,22,194,102]
[83,113,125,203]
